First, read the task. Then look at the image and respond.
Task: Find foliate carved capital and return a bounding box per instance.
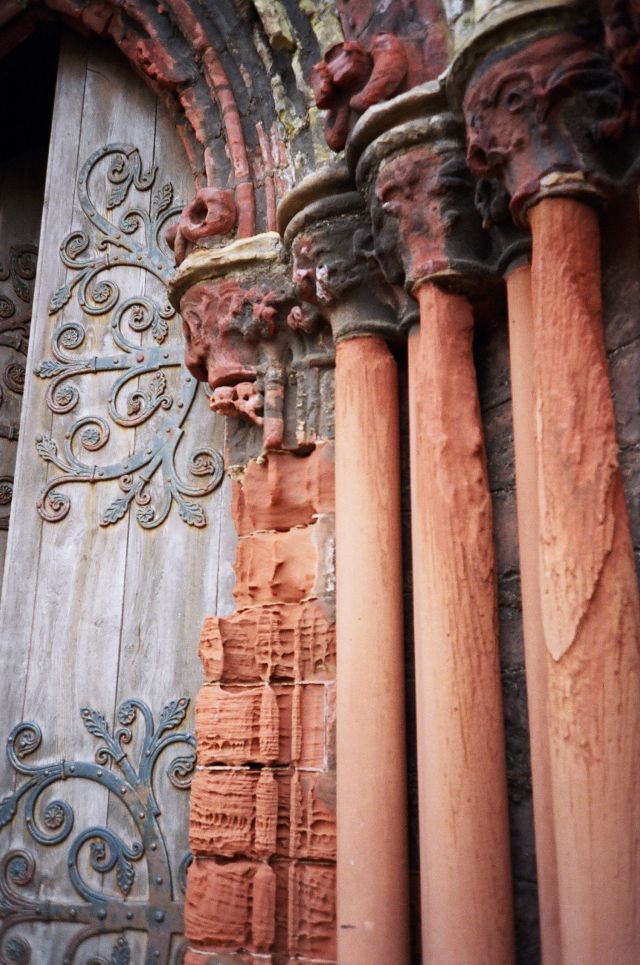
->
[168,234,334,457]
[373,143,490,293]
[462,29,630,221]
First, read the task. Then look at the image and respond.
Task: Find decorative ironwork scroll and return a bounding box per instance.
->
[0,697,195,963]
[0,244,37,529]
[35,144,223,529]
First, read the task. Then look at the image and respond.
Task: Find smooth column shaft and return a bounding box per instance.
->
[506,264,562,965]
[530,198,640,965]
[335,335,410,964]
[409,285,515,965]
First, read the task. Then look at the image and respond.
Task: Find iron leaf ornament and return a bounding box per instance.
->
[0,697,195,963]
[35,144,224,529]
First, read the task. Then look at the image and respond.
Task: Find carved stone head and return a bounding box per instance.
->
[178,261,334,454]
[464,31,625,219]
[167,188,237,265]
[290,220,372,307]
[373,143,488,291]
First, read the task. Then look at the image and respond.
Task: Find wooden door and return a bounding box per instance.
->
[0,34,235,964]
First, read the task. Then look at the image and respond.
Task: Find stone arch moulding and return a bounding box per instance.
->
[0,0,347,235]
[0,1,456,237]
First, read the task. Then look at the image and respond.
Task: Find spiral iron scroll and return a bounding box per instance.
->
[0,244,37,530]
[35,144,223,529]
[0,697,195,963]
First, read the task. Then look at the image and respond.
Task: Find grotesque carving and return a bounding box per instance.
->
[310,44,374,153]
[167,188,237,265]
[350,33,410,113]
[464,31,627,220]
[179,267,333,454]
[287,211,410,339]
[290,219,372,307]
[310,34,408,152]
[372,144,490,292]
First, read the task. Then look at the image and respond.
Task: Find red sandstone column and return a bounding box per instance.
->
[409,283,515,965]
[460,23,640,959]
[349,94,515,961]
[506,264,562,965]
[335,334,410,964]
[528,198,640,965]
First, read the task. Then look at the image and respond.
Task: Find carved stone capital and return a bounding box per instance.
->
[457,15,640,222]
[278,165,412,341]
[350,83,492,295]
[474,177,532,276]
[168,233,334,458]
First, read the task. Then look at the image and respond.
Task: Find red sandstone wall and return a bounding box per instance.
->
[184,444,338,964]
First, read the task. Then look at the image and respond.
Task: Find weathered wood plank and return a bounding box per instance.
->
[0,37,89,797]
[104,101,229,963]
[0,33,237,964]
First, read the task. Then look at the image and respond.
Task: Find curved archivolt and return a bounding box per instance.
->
[0,0,345,232]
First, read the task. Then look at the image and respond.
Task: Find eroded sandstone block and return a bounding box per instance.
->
[182,951,267,964]
[232,444,335,535]
[278,771,336,861]
[196,683,328,767]
[190,770,273,858]
[190,768,336,862]
[186,858,276,951]
[277,683,327,768]
[196,684,280,765]
[234,528,318,608]
[274,861,337,960]
[199,601,336,683]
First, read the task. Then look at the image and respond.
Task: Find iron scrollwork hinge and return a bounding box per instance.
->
[34,144,224,530]
[0,697,195,963]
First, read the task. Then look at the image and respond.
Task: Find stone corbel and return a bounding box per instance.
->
[168,233,334,460]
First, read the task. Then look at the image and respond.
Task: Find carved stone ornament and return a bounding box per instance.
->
[35,144,224,529]
[168,234,335,457]
[462,28,638,221]
[602,0,640,138]
[166,187,238,266]
[310,33,409,152]
[278,165,412,340]
[350,83,492,295]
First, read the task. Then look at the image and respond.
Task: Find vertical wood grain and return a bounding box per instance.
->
[0,34,235,962]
